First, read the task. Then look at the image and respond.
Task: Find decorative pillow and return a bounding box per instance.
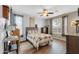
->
[28,30,31,34]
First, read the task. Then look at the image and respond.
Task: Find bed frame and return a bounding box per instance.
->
[26,27,51,50]
[26,27,38,39]
[26,27,38,48]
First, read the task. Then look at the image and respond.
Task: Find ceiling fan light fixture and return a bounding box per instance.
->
[42,9,48,16]
[38,9,53,16]
[42,13,48,16]
[43,9,48,13]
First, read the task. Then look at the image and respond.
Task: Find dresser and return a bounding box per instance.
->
[41,27,48,34]
[66,35,79,54]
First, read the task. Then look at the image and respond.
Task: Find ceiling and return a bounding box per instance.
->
[11,5,79,18]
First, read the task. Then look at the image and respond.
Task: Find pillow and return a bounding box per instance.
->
[28,30,31,34]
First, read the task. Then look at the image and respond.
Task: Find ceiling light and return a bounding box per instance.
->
[42,9,48,16]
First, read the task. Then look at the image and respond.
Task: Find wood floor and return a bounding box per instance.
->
[19,39,66,54]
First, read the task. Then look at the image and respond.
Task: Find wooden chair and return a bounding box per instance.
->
[11,28,20,51]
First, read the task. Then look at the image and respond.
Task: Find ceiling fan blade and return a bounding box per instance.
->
[48,12,54,14]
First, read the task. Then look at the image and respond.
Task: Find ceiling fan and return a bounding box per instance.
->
[38,9,54,16]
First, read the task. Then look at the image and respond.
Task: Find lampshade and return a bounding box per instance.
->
[71,20,77,27]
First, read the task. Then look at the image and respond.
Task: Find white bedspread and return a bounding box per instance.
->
[27,33,52,50]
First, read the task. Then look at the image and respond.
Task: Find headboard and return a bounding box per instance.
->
[26,27,38,40]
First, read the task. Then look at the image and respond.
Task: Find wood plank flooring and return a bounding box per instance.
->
[19,39,66,54]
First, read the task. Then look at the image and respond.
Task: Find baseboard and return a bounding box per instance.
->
[20,40,26,43]
[53,37,66,42]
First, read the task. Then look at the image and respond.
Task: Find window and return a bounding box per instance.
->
[52,17,62,35]
[14,15,23,35]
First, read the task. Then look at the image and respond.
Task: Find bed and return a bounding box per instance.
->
[26,27,53,50]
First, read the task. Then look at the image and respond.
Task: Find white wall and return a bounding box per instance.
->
[35,17,47,27]
[23,15,30,40]
[23,15,30,27]
[35,17,49,33]
[23,15,47,28]
[0,5,2,17]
